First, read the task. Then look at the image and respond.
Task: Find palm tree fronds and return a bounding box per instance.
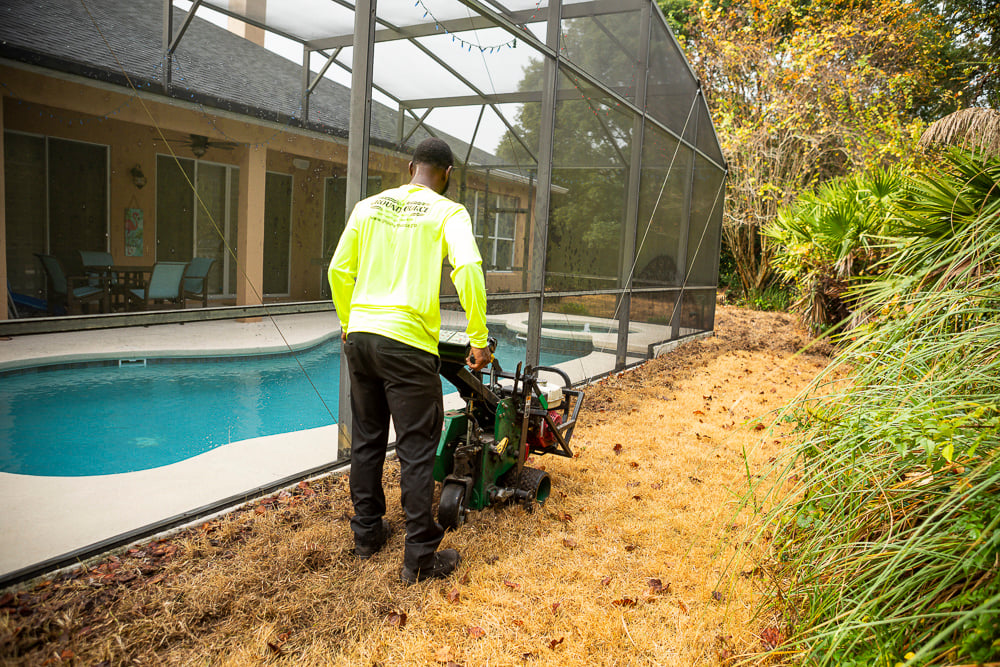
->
[919,107,1000,157]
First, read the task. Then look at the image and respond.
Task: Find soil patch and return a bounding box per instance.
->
[0,305,832,665]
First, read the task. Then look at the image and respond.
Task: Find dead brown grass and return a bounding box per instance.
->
[0,304,832,666]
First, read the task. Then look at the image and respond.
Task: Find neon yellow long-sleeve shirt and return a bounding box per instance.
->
[327,183,489,356]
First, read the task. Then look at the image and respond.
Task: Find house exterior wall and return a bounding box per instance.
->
[1,64,539,318]
[3,98,166,264]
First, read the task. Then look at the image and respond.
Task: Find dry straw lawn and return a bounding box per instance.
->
[0,304,832,666]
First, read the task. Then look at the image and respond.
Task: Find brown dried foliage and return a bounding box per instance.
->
[0,304,830,665]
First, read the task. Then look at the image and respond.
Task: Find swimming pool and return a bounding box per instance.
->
[0,338,579,477]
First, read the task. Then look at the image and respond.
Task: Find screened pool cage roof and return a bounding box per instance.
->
[174,0,726,171]
[1,0,725,172]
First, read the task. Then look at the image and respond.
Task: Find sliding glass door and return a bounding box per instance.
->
[156,157,292,300]
[3,132,108,299]
[156,155,236,299]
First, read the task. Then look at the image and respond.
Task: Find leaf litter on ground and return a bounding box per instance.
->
[0,304,833,665]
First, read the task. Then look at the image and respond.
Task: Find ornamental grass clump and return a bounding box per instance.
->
[755,147,1000,666]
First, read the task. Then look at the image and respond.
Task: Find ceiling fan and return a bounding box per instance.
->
[167,133,239,158]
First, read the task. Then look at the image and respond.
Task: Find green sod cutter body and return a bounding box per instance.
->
[434,331,585,530]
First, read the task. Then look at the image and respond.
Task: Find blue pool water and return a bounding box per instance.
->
[0,338,579,477]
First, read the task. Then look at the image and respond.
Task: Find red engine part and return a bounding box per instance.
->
[527,410,563,450]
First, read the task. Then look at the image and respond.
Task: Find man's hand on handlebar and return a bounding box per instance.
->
[467,346,491,372]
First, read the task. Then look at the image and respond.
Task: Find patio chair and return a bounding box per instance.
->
[182,256,215,308]
[79,249,124,309]
[78,250,113,279]
[7,281,48,318]
[35,253,108,315]
[126,261,189,310]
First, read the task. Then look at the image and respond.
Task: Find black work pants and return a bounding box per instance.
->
[344,332,445,570]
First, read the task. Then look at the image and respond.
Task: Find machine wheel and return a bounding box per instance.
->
[438,483,467,531]
[515,466,551,512]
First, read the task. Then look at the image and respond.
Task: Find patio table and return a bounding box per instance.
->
[106,265,155,311]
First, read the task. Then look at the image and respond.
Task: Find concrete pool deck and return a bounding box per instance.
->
[0,310,700,584]
[0,313,347,583]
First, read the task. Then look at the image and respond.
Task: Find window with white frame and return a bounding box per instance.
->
[465,190,519,271]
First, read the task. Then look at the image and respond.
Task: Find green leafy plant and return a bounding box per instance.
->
[750,147,1000,665]
[765,168,903,331]
[554,301,590,316]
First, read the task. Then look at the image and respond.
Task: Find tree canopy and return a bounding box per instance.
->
[680,0,959,294]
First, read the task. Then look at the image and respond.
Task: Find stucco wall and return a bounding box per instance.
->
[2,64,538,314]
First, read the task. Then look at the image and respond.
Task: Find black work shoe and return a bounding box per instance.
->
[354,518,392,559]
[399,549,461,584]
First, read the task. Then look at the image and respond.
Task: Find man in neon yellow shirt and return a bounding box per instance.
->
[329,138,490,584]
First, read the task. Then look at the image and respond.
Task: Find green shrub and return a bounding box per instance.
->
[765,168,903,331]
[742,285,791,312]
[554,301,590,316]
[754,148,1000,665]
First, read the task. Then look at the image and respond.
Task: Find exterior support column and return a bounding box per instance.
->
[162,0,174,92]
[670,92,700,340]
[615,0,651,370]
[301,46,311,123]
[236,145,266,320]
[525,0,561,368]
[337,0,377,457]
[0,97,7,320]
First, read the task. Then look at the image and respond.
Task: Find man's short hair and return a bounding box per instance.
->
[412,138,454,170]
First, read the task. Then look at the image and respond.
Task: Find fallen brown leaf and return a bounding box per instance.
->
[647,579,669,594]
[760,626,785,650]
[447,587,460,604]
[466,626,486,638]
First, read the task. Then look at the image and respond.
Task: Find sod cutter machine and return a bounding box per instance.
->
[433,331,585,530]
